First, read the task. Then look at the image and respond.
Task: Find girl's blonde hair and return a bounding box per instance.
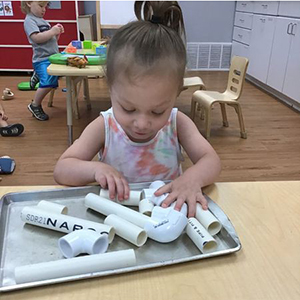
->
[21,1,48,14]
[106,1,186,89]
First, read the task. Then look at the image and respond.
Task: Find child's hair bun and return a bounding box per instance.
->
[134,1,185,37]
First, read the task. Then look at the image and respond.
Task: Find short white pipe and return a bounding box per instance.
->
[14,249,136,284]
[58,230,109,258]
[186,218,218,253]
[37,200,68,215]
[195,203,222,236]
[104,214,147,247]
[85,193,154,228]
[139,198,154,216]
[21,206,115,243]
[99,189,142,206]
[144,206,188,243]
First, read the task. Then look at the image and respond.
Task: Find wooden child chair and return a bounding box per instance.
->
[191,56,249,139]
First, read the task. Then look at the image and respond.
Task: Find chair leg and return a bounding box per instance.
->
[234,104,247,139]
[220,103,229,127]
[48,88,55,107]
[204,106,212,140]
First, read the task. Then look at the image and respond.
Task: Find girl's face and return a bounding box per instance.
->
[27,2,47,18]
[110,74,179,143]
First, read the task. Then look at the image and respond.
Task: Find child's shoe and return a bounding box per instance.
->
[28,102,49,121]
[0,124,24,137]
[30,71,39,90]
[0,156,16,174]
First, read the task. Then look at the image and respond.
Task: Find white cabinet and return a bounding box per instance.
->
[234,12,253,29]
[267,18,300,103]
[253,1,279,15]
[236,1,254,13]
[248,15,276,83]
[232,41,250,58]
[278,1,300,18]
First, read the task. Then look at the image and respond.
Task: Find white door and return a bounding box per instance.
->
[267,18,293,92]
[283,20,300,103]
[248,15,276,83]
[278,1,300,18]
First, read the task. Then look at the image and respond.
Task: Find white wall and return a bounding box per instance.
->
[179,1,235,42]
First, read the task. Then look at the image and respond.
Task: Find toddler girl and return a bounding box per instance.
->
[54,1,221,217]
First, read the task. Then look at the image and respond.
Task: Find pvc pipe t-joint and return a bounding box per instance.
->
[58,230,109,258]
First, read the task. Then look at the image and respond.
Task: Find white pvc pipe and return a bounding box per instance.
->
[14,249,136,284]
[104,214,147,247]
[141,188,157,200]
[138,198,154,216]
[99,189,142,206]
[195,203,222,236]
[149,180,165,189]
[58,230,109,258]
[21,206,115,243]
[37,200,68,214]
[85,193,154,228]
[186,218,217,253]
[144,206,188,243]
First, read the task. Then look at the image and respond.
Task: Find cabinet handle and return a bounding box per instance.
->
[239,18,245,23]
[262,4,268,8]
[238,34,243,39]
[287,23,292,35]
[241,3,246,7]
[291,23,297,36]
[260,18,266,23]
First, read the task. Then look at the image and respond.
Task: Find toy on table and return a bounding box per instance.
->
[2,88,14,100]
[67,55,88,68]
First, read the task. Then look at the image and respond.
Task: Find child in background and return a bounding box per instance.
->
[54,1,221,217]
[21,1,64,120]
[0,102,24,137]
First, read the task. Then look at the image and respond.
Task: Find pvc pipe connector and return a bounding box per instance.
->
[58,230,109,258]
[186,218,217,253]
[100,189,142,206]
[20,206,115,243]
[195,203,222,236]
[14,249,136,284]
[144,206,188,243]
[149,180,165,189]
[104,214,147,247]
[37,200,68,215]
[139,198,154,216]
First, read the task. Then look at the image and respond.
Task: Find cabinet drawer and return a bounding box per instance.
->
[278,2,300,18]
[234,12,253,29]
[253,1,279,16]
[231,41,250,59]
[236,1,254,13]
[233,27,251,45]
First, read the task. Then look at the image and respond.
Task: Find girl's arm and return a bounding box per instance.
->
[53,116,129,200]
[155,111,221,217]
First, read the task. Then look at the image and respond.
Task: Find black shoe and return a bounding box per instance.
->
[30,71,39,90]
[0,124,24,137]
[28,103,49,121]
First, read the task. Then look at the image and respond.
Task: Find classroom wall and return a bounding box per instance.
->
[179,1,235,43]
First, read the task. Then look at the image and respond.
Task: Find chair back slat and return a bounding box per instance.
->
[225,56,249,100]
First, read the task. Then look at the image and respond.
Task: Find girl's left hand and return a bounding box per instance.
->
[0,110,8,121]
[154,173,208,217]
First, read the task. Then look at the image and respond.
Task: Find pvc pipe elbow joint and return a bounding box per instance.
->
[58,229,109,258]
[144,206,188,243]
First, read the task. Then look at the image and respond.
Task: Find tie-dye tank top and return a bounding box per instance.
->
[99,108,183,183]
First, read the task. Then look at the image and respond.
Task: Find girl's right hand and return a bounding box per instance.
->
[94,164,129,201]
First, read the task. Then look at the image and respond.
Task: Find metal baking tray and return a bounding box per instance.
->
[0,184,241,292]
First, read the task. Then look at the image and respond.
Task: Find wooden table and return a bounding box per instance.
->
[47,64,105,145]
[1,181,300,299]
